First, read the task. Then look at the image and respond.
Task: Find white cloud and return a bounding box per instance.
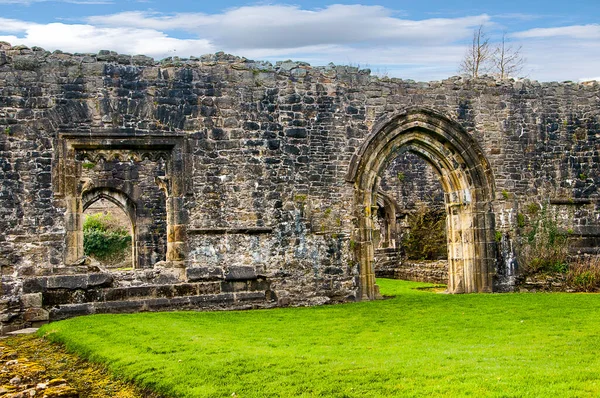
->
[0,17,36,32]
[513,24,600,39]
[506,24,600,81]
[88,5,490,49]
[0,22,213,57]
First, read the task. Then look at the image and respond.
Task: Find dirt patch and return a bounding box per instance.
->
[0,334,164,397]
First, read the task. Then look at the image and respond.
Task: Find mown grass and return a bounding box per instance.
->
[39,279,600,397]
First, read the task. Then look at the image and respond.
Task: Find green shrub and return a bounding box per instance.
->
[83,213,131,260]
[518,205,569,275]
[403,204,447,260]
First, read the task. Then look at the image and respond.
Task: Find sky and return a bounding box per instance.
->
[0,0,598,82]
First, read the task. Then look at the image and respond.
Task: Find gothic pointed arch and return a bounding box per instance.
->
[347,107,497,298]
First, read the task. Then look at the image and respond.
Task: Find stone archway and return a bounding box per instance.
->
[82,188,138,268]
[347,108,496,298]
[56,132,190,268]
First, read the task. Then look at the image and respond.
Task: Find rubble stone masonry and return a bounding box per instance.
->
[1,42,599,332]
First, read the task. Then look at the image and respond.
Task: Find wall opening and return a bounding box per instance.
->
[347,108,496,298]
[83,197,135,269]
[373,152,448,283]
[56,133,189,270]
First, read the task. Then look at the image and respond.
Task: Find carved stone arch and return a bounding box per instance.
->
[347,107,496,298]
[82,187,138,268]
[82,187,136,217]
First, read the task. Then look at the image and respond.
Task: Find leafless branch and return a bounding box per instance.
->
[459,25,491,78]
[492,32,525,79]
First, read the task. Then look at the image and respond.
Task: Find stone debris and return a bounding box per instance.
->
[0,349,79,397]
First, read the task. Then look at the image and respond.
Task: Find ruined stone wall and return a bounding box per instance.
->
[1,42,600,331]
[380,152,445,210]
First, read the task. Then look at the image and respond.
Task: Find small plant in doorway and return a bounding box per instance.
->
[83,213,131,263]
[403,203,447,260]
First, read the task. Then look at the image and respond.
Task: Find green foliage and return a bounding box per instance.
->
[495,231,503,242]
[403,204,447,260]
[526,202,540,215]
[82,161,96,170]
[518,205,569,275]
[396,172,405,181]
[501,189,510,199]
[516,213,526,228]
[40,278,600,397]
[83,213,131,260]
[293,194,307,202]
[3,127,10,135]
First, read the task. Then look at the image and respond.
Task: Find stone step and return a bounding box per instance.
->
[49,290,274,321]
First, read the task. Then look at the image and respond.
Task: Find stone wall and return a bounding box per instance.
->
[374,248,447,285]
[380,152,445,210]
[1,41,600,331]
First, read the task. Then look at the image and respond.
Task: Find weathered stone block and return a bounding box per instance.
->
[21,293,42,308]
[235,292,266,302]
[153,268,186,284]
[94,300,143,314]
[103,288,128,302]
[126,286,154,299]
[197,282,221,295]
[189,293,235,305]
[87,273,113,288]
[186,267,224,281]
[23,308,49,322]
[225,266,257,281]
[155,285,175,298]
[249,279,270,291]
[49,304,93,321]
[46,275,87,290]
[22,278,47,294]
[172,283,198,297]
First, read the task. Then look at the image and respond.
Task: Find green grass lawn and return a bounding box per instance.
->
[39,279,600,397]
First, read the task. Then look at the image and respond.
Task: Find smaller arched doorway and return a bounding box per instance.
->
[347,108,497,298]
[82,188,137,268]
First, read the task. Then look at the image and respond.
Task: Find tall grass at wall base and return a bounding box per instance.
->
[39,279,600,398]
[566,255,600,292]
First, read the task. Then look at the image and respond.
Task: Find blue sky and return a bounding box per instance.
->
[0,0,598,81]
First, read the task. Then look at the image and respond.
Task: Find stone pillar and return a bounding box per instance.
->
[166,196,187,262]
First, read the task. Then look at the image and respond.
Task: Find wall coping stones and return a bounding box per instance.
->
[1,42,598,87]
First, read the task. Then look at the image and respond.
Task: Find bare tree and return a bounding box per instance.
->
[459,25,491,78]
[492,32,525,79]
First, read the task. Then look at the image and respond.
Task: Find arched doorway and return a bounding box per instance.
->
[347,108,496,298]
[82,188,137,268]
